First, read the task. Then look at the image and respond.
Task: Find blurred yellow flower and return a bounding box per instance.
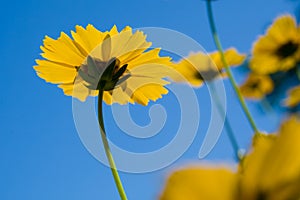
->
[160,166,237,200]
[284,85,300,107]
[240,116,300,200]
[171,48,246,87]
[160,116,300,200]
[250,15,300,74]
[34,25,171,105]
[239,73,274,99]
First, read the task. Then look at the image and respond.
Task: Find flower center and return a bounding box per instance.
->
[194,69,219,81]
[78,56,130,91]
[276,41,299,59]
[249,81,259,90]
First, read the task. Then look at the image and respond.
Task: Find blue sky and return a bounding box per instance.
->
[0,0,298,199]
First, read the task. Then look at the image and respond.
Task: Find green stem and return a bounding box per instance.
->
[206,0,259,134]
[209,83,240,161]
[98,90,128,200]
[296,65,300,81]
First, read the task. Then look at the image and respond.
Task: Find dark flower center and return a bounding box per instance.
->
[194,69,219,81]
[256,191,267,200]
[249,81,260,90]
[276,41,299,58]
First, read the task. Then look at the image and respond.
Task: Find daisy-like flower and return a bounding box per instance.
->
[250,15,300,75]
[171,48,246,87]
[34,25,172,105]
[239,73,274,100]
[159,166,237,200]
[160,116,300,200]
[284,85,300,107]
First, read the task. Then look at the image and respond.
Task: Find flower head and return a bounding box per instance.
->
[240,116,300,200]
[34,25,172,105]
[171,48,245,87]
[159,166,237,200]
[239,73,274,100]
[250,15,300,74]
[160,116,300,200]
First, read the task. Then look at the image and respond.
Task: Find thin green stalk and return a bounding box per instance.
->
[98,90,128,200]
[206,0,259,134]
[209,83,240,161]
[297,65,300,81]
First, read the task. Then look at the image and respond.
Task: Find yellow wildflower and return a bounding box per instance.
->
[171,48,246,87]
[250,15,300,74]
[240,116,300,200]
[239,73,274,100]
[160,116,300,200]
[284,85,300,107]
[34,25,171,105]
[160,166,237,200]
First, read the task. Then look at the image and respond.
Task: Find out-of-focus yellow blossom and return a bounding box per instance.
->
[284,85,300,107]
[160,166,237,200]
[240,116,300,200]
[250,15,300,75]
[239,73,274,100]
[34,25,172,105]
[171,48,246,87]
[160,116,300,200]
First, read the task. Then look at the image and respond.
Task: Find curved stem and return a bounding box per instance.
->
[206,0,259,134]
[98,90,128,200]
[209,83,240,160]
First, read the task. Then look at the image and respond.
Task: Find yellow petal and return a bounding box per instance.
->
[115,30,151,64]
[240,133,276,200]
[239,73,274,100]
[261,117,300,190]
[267,15,299,44]
[128,49,172,76]
[250,15,300,74]
[284,85,300,107]
[131,84,168,106]
[41,33,85,66]
[103,91,113,105]
[160,166,237,200]
[108,25,119,36]
[34,60,77,84]
[109,86,134,105]
[209,48,246,70]
[126,76,169,106]
[59,78,97,101]
[71,24,106,54]
[241,116,300,200]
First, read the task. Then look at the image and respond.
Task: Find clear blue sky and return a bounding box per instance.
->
[0,0,298,199]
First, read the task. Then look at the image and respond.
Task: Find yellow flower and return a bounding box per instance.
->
[171,48,246,87]
[284,85,300,107]
[160,166,237,200]
[240,116,300,200]
[239,73,274,100]
[34,25,171,105]
[250,15,300,75]
[160,116,300,200]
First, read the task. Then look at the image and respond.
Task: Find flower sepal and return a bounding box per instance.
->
[79,56,130,91]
